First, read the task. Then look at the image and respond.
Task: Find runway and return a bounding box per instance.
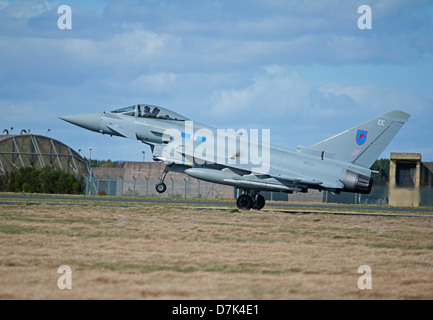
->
[1,194,433,217]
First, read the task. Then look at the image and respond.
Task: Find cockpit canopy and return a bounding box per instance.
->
[110,104,190,121]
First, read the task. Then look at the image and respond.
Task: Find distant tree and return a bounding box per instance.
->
[5,167,84,194]
[100,160,120,168]
[0,174,10,192]
[83,158,119,168]
[73,176,84,194]
[371,159,390,185]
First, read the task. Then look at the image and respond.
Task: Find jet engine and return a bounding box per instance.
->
[342,170,373,194]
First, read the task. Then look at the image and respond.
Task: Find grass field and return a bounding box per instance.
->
[1,198,433,300]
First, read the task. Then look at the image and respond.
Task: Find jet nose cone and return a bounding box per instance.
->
[59,113,102,132]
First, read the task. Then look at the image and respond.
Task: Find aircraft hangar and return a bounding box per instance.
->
[0,133,90,176]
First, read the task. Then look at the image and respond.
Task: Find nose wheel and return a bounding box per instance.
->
[155,168,168,194]
[236,192,265,210]
[155,182,167,194]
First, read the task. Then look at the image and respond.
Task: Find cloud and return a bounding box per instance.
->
[100,0,433,65]
[0,101,36,123]
[1,0,433,161]
[131,72,178,94]
[2,0,432,78]
[0,25,181,92]
[210,67,352,121]
[58,26,179,67]
[212,66,433,119]
[1,0,57,19]
[208,67,433,157]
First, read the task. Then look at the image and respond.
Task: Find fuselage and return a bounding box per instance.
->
[60,105,411,210]
[61,105,373,195]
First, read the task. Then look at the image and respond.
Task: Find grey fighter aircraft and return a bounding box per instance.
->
[60,105,409,210]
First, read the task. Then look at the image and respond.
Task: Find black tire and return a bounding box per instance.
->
[155,182,167,194]
[253,194,266,210]
[236,194,254,210]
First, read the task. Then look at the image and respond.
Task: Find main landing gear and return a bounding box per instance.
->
[236,191,265,211]
[156,167,265,211]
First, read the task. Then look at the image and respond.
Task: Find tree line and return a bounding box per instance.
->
[0,167,84,194]
[83,158,120,168]
[370,158,390,185]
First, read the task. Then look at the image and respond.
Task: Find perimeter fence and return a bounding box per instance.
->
[84,177,433,206]
[84,177,231,199]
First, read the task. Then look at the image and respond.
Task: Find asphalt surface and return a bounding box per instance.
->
[1,194,433,217]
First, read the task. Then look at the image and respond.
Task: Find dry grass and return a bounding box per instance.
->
[1,203,433,300]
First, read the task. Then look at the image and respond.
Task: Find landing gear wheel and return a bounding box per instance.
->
[253,194,265,210]
[155,182,167,194]
[236,194,254,210]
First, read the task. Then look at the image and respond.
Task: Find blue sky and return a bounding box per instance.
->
[1,0,432,162]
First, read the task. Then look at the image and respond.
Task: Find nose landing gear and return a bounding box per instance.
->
[155,168,168,194]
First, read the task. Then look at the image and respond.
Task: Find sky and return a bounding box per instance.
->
[0,0,432,162]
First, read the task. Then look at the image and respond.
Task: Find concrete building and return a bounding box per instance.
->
[388,153,433,207]
[92,162,235,199]
[92,161,323,202]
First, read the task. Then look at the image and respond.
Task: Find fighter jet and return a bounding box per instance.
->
[60,105,409,210]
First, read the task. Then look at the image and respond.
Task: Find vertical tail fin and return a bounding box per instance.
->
[312,111,410,168]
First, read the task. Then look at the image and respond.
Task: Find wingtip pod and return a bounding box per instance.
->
[384,110,410,122]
